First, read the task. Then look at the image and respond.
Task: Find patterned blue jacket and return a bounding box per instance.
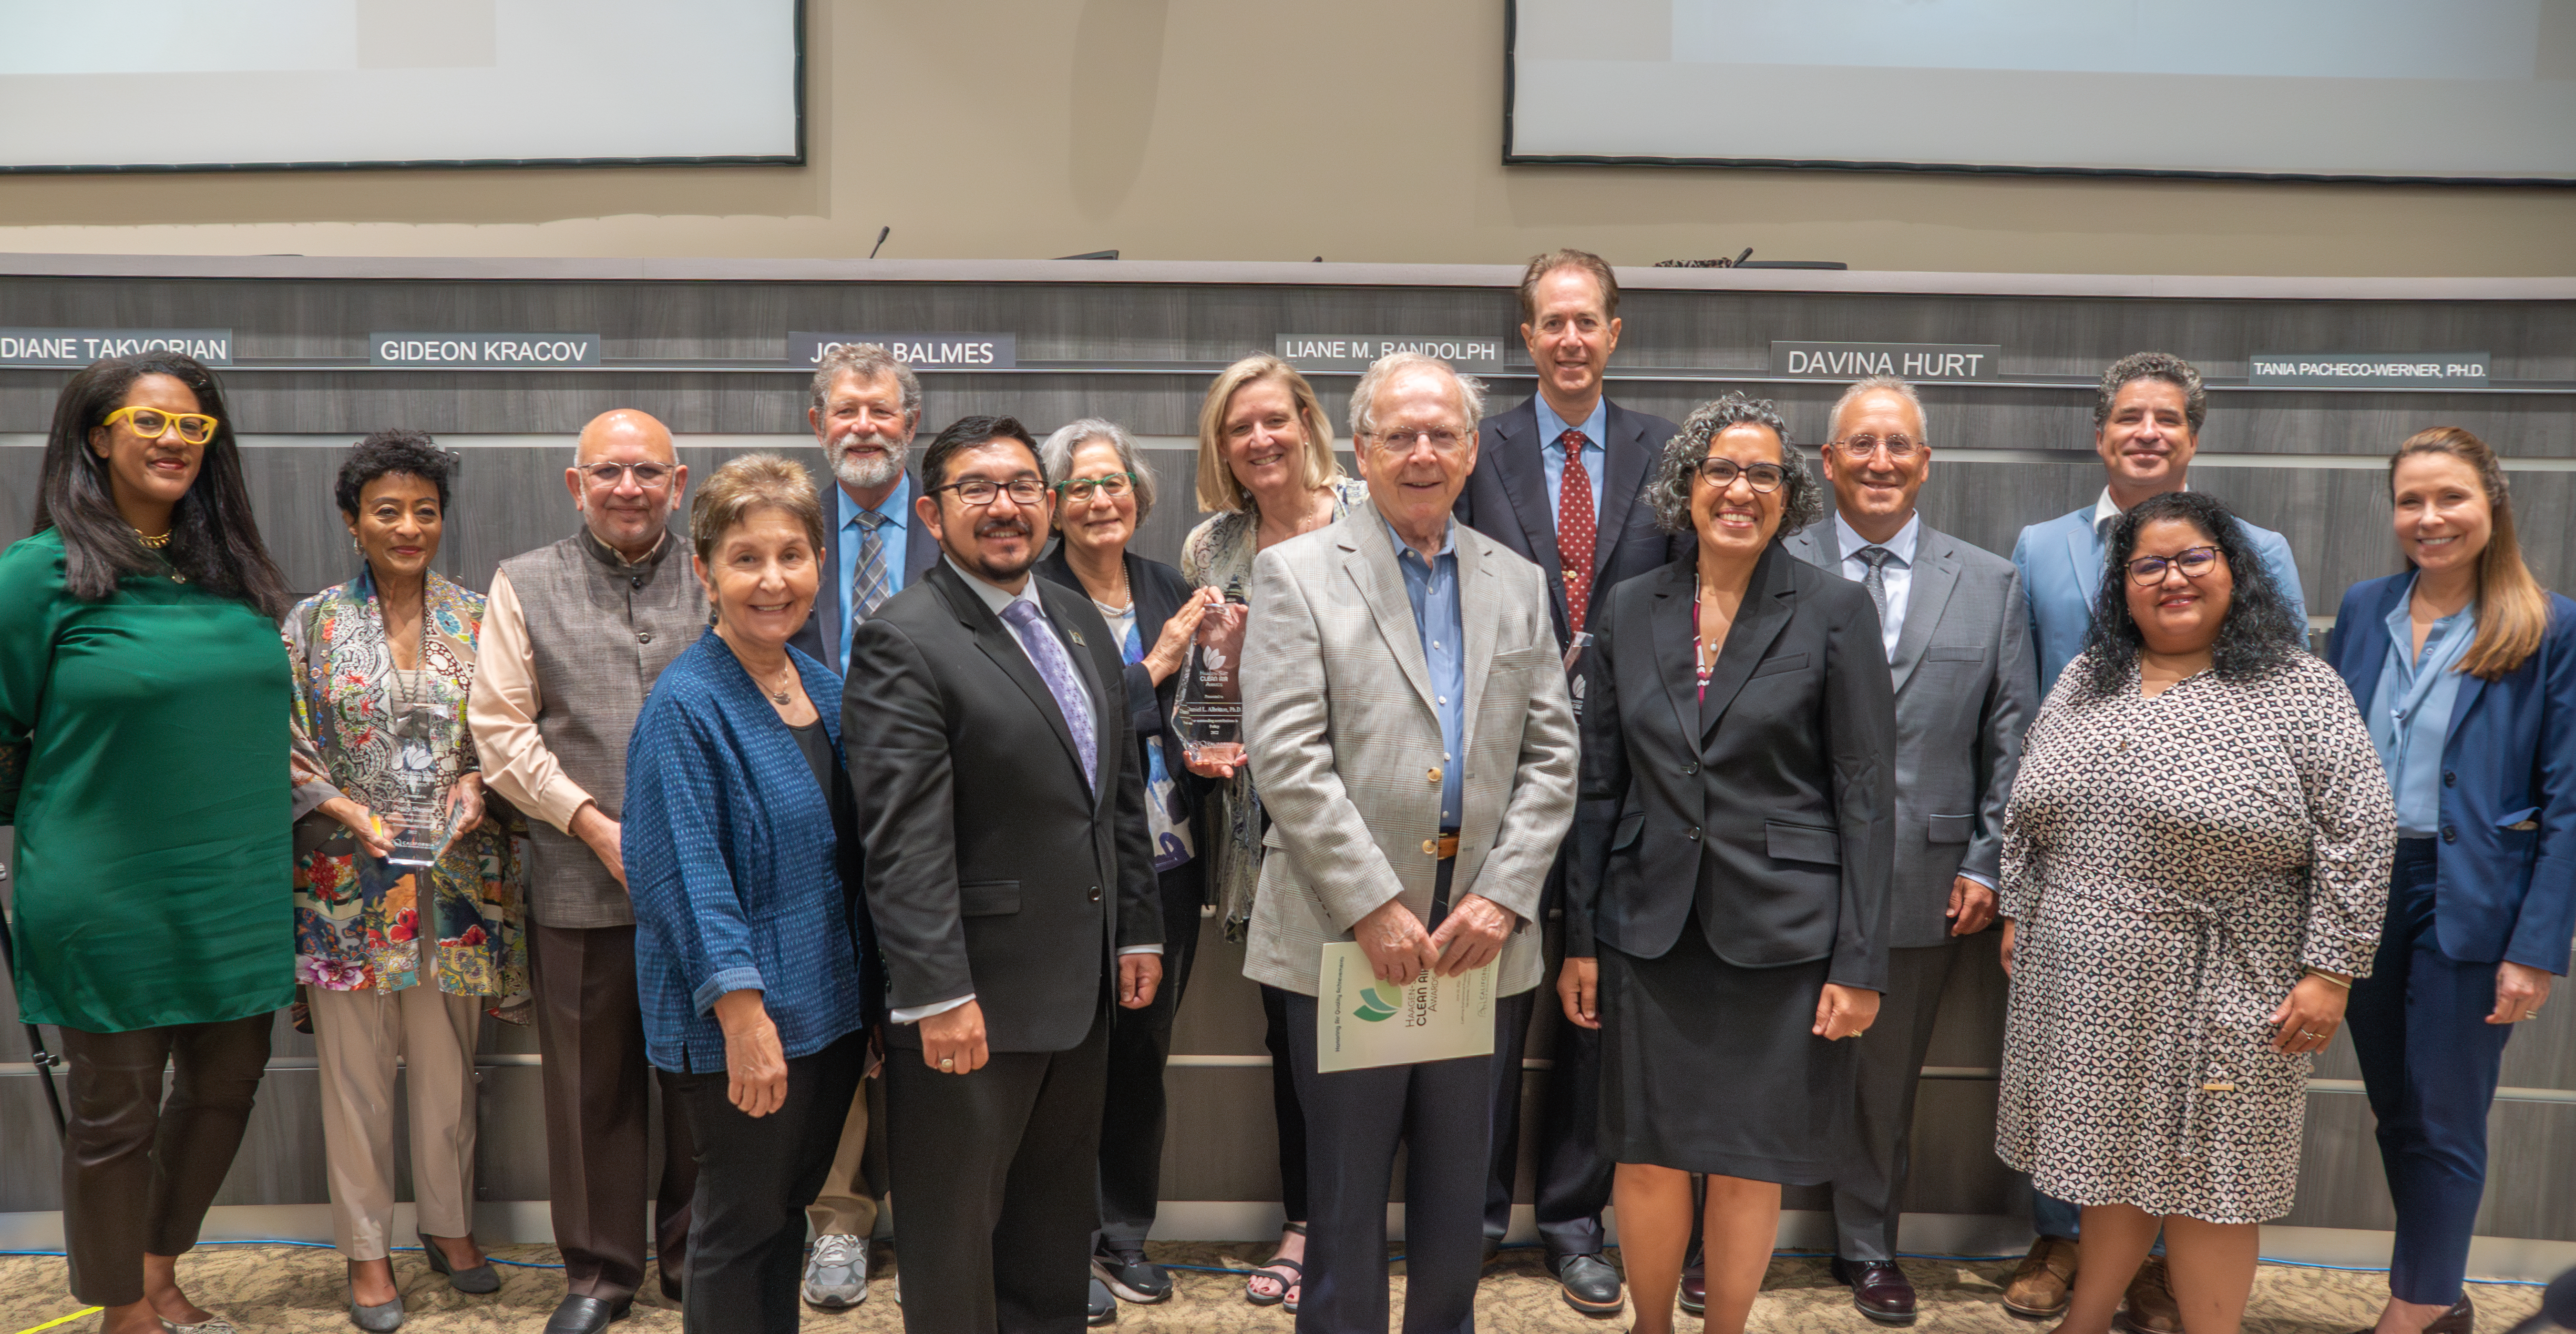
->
[627,629,872,1072]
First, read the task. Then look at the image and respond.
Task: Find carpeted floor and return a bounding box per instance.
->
[0,1242,2544,1334]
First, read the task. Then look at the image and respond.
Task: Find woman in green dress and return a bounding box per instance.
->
[0,352,295,1334]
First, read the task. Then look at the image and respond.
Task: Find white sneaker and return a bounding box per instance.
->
[801,1233,870,1309]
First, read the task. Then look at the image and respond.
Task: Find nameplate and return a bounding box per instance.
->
[2247,353,2489,387]
[0,327,234,368]
[790,332,1017,369]
[1772,341,2001,381]
[1276,334,1506,372]
[370,333,601,367]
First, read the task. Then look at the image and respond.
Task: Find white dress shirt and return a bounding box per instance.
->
[1834,510,1920,662]
[891,558,1159,1026]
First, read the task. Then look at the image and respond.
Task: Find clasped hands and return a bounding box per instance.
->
[1352,892,1516,988]
[320,774,486,862]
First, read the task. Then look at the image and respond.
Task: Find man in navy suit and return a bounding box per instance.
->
[1451,247,1678,1314]
[786,342,945,1310]
[2001,351,2306,1333]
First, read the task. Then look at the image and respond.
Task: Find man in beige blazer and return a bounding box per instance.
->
[1242,351,1579,1334]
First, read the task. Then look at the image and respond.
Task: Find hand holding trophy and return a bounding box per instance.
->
[1179,594,1249,779]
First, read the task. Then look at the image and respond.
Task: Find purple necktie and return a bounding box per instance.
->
[1001,598,1098,791]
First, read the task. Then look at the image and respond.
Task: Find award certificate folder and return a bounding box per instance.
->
[1314,942,1497,1073]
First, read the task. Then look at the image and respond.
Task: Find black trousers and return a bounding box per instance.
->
[1096,858,1206,1251]
[57,1014,273,1307]
[671,1031,864,1334]
[886,1002,1112,1334]
[1259,981,1312,1222]
[531,922,698,1301]
[1484,906,1613,1258]
[1284,989,1493,1334]
[1829,936,1962,1260]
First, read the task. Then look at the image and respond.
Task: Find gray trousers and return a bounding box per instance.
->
[1830,937,1962,1261]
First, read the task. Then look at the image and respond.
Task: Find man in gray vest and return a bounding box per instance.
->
[469,408,708,1334]
[1782,376,2034,1324]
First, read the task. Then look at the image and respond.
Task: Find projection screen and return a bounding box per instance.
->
[0,0,802,172]
[1505,0,2576,183]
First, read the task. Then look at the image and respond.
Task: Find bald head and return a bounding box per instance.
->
[566,407,687,560]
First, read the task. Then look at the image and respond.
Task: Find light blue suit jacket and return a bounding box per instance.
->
[2011,505,2306,700]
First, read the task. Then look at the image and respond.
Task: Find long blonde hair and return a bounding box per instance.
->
[2391,426,2550,681]
[1193,355,1343,514]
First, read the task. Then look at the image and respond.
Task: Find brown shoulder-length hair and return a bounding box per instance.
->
[2391,426,2549,680]
[1193,355,1342,514]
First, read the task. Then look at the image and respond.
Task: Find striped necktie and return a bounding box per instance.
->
[849,509,893,646]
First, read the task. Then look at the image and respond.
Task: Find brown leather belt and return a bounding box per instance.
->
[1422,832,1460,860]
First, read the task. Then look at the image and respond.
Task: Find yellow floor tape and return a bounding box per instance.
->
[10,1306,102,1334]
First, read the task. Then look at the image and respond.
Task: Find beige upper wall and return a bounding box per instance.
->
[5,0,2574,275]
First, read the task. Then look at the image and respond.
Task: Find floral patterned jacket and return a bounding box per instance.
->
[287,569,528,1016]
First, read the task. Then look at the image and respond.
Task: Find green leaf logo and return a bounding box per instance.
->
[1353,982,1400,1022]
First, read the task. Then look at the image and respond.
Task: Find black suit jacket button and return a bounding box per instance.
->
[1089,886,1103,903]
[1686,826,1701,841]
[1683,761,1698,775]
[2441,825,2459,844]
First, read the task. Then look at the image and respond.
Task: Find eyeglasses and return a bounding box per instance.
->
[101,406,219,445]
[580,462,674,488]
[2127,546,2225,585]
[1832,433,1922,461]
[1689,457,1786,493]
[933,476,1048,507]
[1373,428,1467,452]
[1053,473,1135,502]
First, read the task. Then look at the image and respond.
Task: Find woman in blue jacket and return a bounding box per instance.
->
[626,455,875,1334]
[2325,427,2571,1334]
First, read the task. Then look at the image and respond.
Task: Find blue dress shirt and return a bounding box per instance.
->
[1390,518,1466,827]
[1533,395,1608,531]
[833,472,913,674]
[2369,576,2477,839]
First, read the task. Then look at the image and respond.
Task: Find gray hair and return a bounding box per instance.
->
[2094,351,2206,434]
[1648,393,1827,538]
[809,343,924,421]
[1827,375,1928,443]
[1038,417,1159,523]
[1347,351,1487,446]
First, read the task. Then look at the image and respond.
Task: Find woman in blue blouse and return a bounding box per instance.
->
[626,454,874,1334]
[2325,427,2572,1334]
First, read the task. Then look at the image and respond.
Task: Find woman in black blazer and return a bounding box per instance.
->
[1560,394,1897,1334]
[1033,418,1218,1311]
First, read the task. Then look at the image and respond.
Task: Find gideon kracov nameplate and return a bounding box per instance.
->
[371,334,602,367]
[1773,342,2001,381]
[2248,353,2489,388]
[790,333,1016,369]
[0,328,234,368]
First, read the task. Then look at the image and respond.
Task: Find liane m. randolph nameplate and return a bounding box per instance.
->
[1773,342,2002,381]
[1277,335,1505,372]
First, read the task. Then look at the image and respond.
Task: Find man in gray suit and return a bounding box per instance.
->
[1783,376,2034,1324]
[1242,351,1578,1334]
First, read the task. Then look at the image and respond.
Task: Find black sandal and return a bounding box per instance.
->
[1244,1223,1307,1309]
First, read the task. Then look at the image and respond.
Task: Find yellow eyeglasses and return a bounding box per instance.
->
[101,406,220,445]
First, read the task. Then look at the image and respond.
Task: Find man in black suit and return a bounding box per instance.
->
[847,416,1164,1334]
[785,343,944,1310]
[1450,247,1680,1314]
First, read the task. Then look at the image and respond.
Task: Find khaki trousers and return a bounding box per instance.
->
[309,984,483,1261]
[803,1074,887,1238]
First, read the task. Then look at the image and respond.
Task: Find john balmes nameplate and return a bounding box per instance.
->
[371,333,602,367]
[2248,353,2489,387]
[0,328,234,368]
[1278,335,1505,371]
[1773,341,2001,381]
[790,332,1016,369]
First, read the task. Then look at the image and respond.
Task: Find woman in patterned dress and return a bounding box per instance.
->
[291,431,525,1328]
[1997,490,2394,1334]
[1177,354,1365,1310]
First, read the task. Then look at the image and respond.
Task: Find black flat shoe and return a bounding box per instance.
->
[419,1233,500,1294]
[544,1293,633,1334]
[2350,1297,2475,1334]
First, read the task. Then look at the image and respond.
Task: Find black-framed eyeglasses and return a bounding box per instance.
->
[580,462,674,488]
[1833,433,1922,461]
[1689,457,1786,493]
[1053,473,1135,502]
[932,476,1048,507]
[1373,428,1467,452]
[2127,545,2225,585]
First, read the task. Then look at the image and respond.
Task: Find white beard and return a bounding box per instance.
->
[831,432,908,491]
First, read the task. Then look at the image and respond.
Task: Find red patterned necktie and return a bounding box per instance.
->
[1557,428,1597,634]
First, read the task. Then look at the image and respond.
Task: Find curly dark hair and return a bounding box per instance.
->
[1647,393,1826,539]
[335,429,454,518]
[2079,490,2304,699]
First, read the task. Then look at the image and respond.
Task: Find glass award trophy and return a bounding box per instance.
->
[1180,595,1249,769]
[382,699,460,867]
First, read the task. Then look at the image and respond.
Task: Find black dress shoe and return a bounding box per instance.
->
[1832,1256,1919,1325]
[2347,1297,2474,1334]
[1553,1253,1625,1315]
[544,1294,632,1334]
[1680,1258,1706,1315]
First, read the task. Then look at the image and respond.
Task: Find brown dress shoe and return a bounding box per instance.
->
[2121,1256,2183,1334]
[1680,1259,1706,1315]
[2350,1296,2476,1334]
[2003,1236,2080,1319]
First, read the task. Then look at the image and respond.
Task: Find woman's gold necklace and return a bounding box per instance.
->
[134,527,172,550]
